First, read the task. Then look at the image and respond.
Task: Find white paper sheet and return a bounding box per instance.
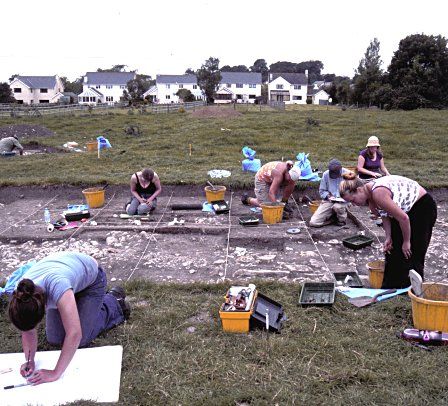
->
[0,345,122,405]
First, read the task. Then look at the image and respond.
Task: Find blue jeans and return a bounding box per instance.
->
[127,194,157,215]
[46,267,125,347]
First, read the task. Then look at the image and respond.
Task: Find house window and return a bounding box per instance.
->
[14,88,21,93]
[236,83,243,88]
[193,85,197,89]
[90,97,96,102]
[30,100,34,104]
[166,84,170,89]
[236,94,242,99]
[249,84,256,88]
[96,85,101,89]
[226,83,232,88]
[39,100,49,103]
[166,95,170,99]
[120,85,125,89]
[249,94,256,99]
[294,85,301,89]
[293,96,302,100]
[17,100,24,104]
[106,96,114,102]
[179,84,183,89]
[276,84,283,90]
[40,88,48,93]
[106,85,113,89]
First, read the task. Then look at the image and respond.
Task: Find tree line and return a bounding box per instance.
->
[1,33,447,110]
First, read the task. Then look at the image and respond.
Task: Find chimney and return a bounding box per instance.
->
[305,69,308,77]
[83,76,88,83]
[269,73,273,81]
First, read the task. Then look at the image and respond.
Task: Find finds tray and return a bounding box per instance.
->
[250,292,286,333]
[63,210,91,222]
[333,271,363,288]
[342,235,374,250]
[238,215,259,227]
[211,200,230,214]
[299,282,335,306]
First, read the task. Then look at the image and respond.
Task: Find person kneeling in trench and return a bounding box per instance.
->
[7,251,130,385]
[241,160,301,215]
[126,168,162,215]
[310,159,349,227]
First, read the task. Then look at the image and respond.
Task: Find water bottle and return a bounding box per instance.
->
[44,208,51,224]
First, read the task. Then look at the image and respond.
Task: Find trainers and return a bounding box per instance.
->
[241,193,250,206]
[109,286,131,320]
[124,200,131,213]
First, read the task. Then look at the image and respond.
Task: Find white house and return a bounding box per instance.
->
[143,74,203,103]
[268,72,308,104]
[308,88,330,105]
[9,75,64,104]
[78,72,136,105]
[215,72,262,104]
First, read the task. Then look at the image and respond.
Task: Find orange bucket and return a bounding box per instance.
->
[86,141,97,152]
[204,186,226,203]
[82,187,105,208]
[261,202,285,224]
[367,260,385,288]
[309,200,321,214]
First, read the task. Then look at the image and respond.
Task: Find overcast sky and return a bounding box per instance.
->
[2,0,447,82]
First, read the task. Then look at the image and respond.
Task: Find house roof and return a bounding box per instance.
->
[79,87,104,97]
[85,72,135,85]
[216,87,234,95]
[15,76,57,89]
[308,88,329,97]
[220,72,261,84]
[156,74,197,84]
[270,73,308,85]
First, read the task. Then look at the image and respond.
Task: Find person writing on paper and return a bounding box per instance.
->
[339,173,437,288]
[241,160,301,213]
[8,252,130,385]
[357,135,390,179]
[310,159,349,227]
[125,168,162,215]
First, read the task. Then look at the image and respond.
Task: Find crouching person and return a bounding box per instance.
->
[126,168,162,215]
[310,159,348,227]
[8,251,130,385]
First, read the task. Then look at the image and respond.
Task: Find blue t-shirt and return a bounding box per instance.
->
[19,252,99,309]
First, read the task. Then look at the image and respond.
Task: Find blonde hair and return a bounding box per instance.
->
[339,172,364,197]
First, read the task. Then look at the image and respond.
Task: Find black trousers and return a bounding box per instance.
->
[382,194,437,289]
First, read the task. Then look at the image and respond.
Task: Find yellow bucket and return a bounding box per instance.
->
[367,260,385,288]
[261,202,285,224]
[345,166,358,175]
[205,186,226,203]
[86,141,97,152]
[82,187,105,208]
[409,283,448,331]
[309,200,321,214]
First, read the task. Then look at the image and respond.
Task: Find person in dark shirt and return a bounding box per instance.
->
[126,168,162,215]
[357,136,390,179]
[0,135,24,155]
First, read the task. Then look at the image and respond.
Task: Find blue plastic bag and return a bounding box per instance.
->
[0,261,36,297]
[242,146,256,160]
[242,158,261,172]
[97,136,112,150]
[295,152,320,181]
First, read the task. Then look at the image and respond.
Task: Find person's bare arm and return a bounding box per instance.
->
[28,290,82,384]
[372,188,411,258]
[357,155,381,178]
[268,170,282,202]
[130,175,144,204]
[146,175,162,203]
[20,329,38,377]
[382,216,393,253]
[379,158,390,176]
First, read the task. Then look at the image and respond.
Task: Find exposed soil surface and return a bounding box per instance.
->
[0,124,55,139]
[190,106,242,118]
[0,185,447,288]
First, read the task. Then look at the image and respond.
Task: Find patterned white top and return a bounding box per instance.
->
[371,175,421,217]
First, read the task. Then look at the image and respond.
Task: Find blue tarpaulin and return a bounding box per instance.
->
[97,136,112,150]
[0,261,36,296]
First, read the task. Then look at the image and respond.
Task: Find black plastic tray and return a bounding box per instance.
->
[299,282,335,306]
[250,292,286,333]
[64,210,91,222]
[333,271,363,288]
[211,200,229,214]
[342,235,374,250]
[238,215,259,226]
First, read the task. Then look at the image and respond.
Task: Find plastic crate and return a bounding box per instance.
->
[250,292,286,333]
[342,235,374,250]
[219,290,257,333]
[299,282,335,306]
[333,271,363,288]
[238,215,259,227]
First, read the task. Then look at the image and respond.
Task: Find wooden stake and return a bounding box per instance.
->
[189,143,192,156]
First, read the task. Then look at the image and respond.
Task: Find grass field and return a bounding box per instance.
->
[1,281,447,405]
[0,105,447,188]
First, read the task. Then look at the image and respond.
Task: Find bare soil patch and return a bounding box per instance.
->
[0,124,55,139]
[190,106,242,118]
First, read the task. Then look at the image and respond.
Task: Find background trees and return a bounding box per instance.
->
[0,83,15,103]
[196,57,222,103]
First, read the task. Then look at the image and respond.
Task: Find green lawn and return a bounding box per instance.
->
[0,105,447,187]
[1,281,446,405]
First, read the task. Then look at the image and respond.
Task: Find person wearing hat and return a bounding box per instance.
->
[309,159,349,227]
[241,161,301,213]
[125,168,162,215]
[357,136,390,179]
[0,135,24,155]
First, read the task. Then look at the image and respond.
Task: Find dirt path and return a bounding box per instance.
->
[1,185,447,287]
